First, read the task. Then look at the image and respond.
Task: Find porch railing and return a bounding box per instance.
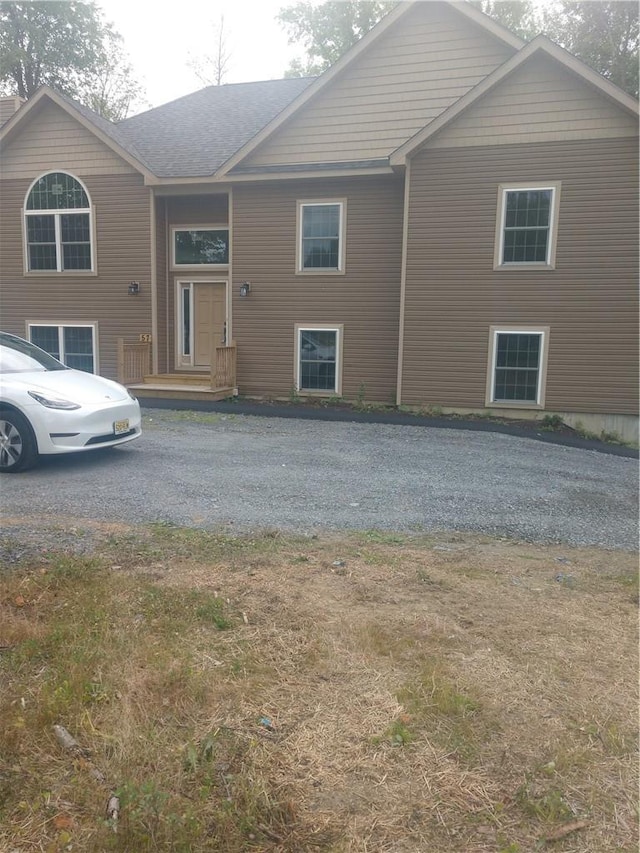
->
[117,338,151,384]
[117,338,235,389]
[212,342,237,389]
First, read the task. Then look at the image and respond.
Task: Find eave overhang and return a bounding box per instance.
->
[144,160,396,186]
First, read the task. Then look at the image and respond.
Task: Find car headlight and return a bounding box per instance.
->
[28,390,81,410]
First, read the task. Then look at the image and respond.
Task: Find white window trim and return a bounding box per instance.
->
[294,323,344,396]
[171,224,230,269]
[494,183,561,270]
[175,278,229,369]
[485,325,550,409]
[296,200,346,275]
[27,322,99,374]
[23,172,96,275]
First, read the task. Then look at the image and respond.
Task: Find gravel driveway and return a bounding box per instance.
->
[1,409,637,549]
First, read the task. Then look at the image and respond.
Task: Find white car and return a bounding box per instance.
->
[0,332,141,473]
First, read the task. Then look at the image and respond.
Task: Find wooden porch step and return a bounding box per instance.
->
[128,383,235,402]
[142,373,212,386]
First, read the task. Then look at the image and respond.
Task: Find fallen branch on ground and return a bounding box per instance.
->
[53,724,120,831]
[543,819,589,842]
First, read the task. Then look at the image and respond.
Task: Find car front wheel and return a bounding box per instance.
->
[0,409,38,473]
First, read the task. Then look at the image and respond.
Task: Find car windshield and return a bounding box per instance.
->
[0,333,68,374]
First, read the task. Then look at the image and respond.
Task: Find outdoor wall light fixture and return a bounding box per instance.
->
[239,281,251,298]
[128,280,140,295]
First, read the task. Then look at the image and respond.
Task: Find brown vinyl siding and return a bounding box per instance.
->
[165,195,229,227]
[427,55,638,149]
[155,198,169,373]
[243,2,513,168]
[401,137,639,415]
[0,173,152,380]
[0,101,138,177]
[231,176,404,401]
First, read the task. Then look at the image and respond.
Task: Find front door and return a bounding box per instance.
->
[194,282,226,366]
[178,280,227,368]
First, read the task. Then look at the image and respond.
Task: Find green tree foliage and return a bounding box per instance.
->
[471,1,538,40]
[0,1,144,120]
[277,1,396,76]
[541,1,638,98]
[476,0,638,96]
[78,38,146,122]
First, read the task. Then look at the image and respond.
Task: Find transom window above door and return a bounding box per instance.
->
[172,227,229,267]
[24,172,94,272]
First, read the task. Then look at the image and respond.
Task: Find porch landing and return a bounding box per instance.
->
[127,374,236,402]
[118,339,238,403]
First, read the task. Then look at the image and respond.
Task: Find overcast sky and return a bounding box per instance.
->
[98,0,304,111]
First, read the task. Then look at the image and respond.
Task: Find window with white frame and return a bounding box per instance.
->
[172,227,229,267]
[297,202,345,272]
[180,284,191,359]
[487,328,548,406]
[296,326,342,394]
[29,325,96,373]
[24,172,93,272]
[495,184,559,268]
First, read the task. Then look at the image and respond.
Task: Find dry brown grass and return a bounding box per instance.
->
[0,522,637,852]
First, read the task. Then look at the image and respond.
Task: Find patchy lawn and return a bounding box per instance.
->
[0,523,637,852]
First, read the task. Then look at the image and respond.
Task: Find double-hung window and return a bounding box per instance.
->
[295,325,343,395]
[29,324,96,373]
[495,184,560,268]
[24,172,94,272]
[297,201,345,273]
[487,327,549,407]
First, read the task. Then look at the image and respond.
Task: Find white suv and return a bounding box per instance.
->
[0,332,141,473]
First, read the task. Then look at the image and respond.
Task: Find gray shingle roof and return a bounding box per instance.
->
[116,78,315,178]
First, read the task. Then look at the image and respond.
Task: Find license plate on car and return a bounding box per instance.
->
[113,419,129,435]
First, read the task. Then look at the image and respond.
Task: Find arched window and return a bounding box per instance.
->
[25,172,93,272]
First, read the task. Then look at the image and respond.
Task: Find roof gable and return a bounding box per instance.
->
[391,36,639,163]
[219,1,522,176]
[0,99,143,179]
[0,87,155,178]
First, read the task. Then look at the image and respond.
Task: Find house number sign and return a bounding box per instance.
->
[139,334,152,343]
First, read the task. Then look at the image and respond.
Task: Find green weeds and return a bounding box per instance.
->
[394,665,485,762]
[515,777,574,823]
[539,413,565,430]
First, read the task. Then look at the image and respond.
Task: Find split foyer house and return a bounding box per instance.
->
[1,1,638,441]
